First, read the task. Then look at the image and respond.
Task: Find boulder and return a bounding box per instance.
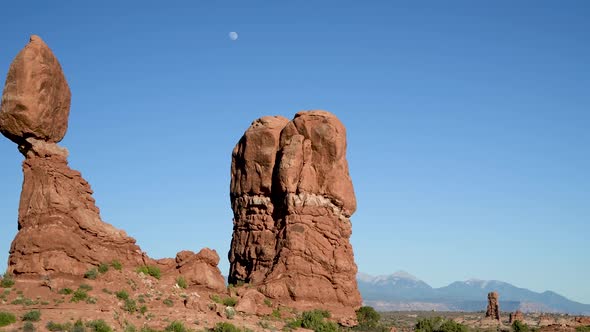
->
[0,35,71,144]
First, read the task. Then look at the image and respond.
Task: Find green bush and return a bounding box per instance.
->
[58,288,73,295]
[439,320,468,332]
[124,325,137,332]
[176,276,188,289]
[415,317,467,332]
[111,260,123,271]
[71,289,88,302]
[123,298,137,313]
[287,310,338,332]
[213,322,242,332]
[23,321,35,332]
[140,305,148,314]
[79,284,93,291]
[576,327,590,332]
[0,311,17,327]
[356,306,380,328]
[211,294,222,303]
[84,268,99,280]
[46,321,73,331]
[115,290,129,300]
[87,319,112,332]
[163,298,174,307]
[98,263,109,274]
[165,321,190,332]
[223,297,238,307]
[513,321,530,332]
[73,320,86,332]
[136,265,161,279]
[22,310,41,322]
[0,273,15,288]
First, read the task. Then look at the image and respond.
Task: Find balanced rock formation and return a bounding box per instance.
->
[229,111,361,319]
[1,36,226,292]
[486,291,501,321]
[0,36,148,276]
[510,310,524,324]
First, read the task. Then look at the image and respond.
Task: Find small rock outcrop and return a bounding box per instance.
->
[486,291,501,321]
[510,310,524,323]
[229,111,361,319]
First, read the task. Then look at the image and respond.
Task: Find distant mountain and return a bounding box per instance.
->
[358,272,590,315]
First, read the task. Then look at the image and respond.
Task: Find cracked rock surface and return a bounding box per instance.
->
[229,111,361,321]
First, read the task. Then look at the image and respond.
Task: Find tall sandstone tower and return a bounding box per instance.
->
[229,111,361,320]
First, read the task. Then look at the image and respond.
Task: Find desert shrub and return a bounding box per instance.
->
[23,321,36,332]
[213,322,242,332]
[116,290,129,300]
[223,297,238,307]
[140,305,148,314]
[124,325,137,332]
[87,319,112,332]
[271,308,281,319]
[415,317,467,332]
[84,268,99,280]
[287,310,337,332]
[576,327,590,332]
[356,306,380,328]
[165,321,190,332]
[58,288,74,295]
[163,298,174,307]
[0,273,15,288]
[210,294,222,303]
[71,289,88,302]
[86,296,98,304]
[416,317,444,332]
[22,310,41,321]
[72,319,86,332]
[439,320,468,332]
[225,306,236,319]
[79,283,93,291]
[176,276,188,289]
[264,298,272,307]
[140,328,160,332]
[513,321,530,332]
[46,321,73,331]
[111,260,123,271]
[98,263,109,274]
[123,298,137,313]
[136,265,161,279]
[0,311,17,327]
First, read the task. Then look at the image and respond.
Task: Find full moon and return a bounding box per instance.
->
[229,32,238,41]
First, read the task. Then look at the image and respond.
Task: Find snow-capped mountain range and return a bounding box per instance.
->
[357,271,590,314]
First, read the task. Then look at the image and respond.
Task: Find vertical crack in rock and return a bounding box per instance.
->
[229,110,361,321]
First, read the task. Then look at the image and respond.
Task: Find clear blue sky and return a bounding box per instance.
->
[1,1,588,303]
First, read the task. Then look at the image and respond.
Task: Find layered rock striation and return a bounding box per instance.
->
[229,111,361,317]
